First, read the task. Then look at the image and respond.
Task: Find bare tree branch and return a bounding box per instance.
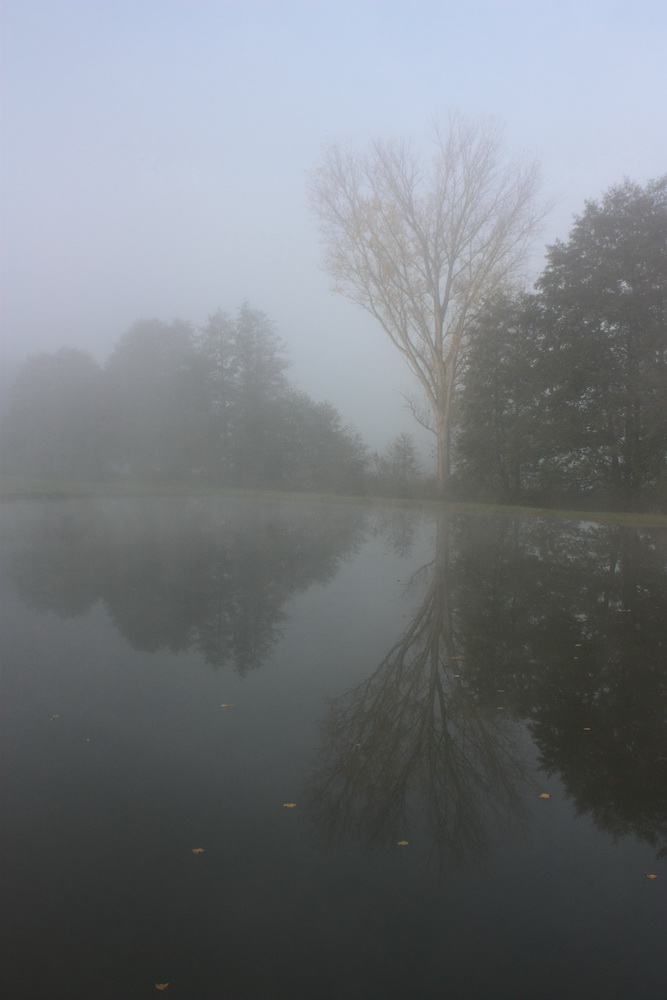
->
[307,114,550,496]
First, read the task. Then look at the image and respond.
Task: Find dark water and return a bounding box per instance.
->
[1,498,666,1000]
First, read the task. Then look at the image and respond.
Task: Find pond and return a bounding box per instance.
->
[1,497,666,999]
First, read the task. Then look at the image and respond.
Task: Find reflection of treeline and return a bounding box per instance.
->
[455,516,667,856]
[5,497,666,856]
[0,304,370,494]
[3,498,367,673]
[311,514,667,861]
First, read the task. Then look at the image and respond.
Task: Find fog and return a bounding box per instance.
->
[2,0,666,453]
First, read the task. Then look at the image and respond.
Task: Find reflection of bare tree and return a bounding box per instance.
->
[310,512,527,866]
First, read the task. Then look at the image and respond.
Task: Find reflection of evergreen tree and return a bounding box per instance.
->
[3,499,367,674]
[452,516,667,856]
[310,513,528,866]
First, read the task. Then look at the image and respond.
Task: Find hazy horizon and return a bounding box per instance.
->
[2,0,666,452]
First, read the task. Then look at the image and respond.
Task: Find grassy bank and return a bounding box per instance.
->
[1,477,666,528]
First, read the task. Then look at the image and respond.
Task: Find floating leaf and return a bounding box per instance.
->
[496,706,505,710]
[538,793,552,799]
[220,703,234,708]
[191,848,205,854]
[583,727,592,732]
[155,985,170,992]
[282,803,297,809]
[645,873,658,880]
[49,715,60,721]
[397,840,409,846]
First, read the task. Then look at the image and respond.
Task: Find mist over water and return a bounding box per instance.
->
[2,498,666,998]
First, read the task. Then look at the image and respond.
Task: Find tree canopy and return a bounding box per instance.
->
[308,114,547,496]
[455,176,667,509]
[0,305,370,495]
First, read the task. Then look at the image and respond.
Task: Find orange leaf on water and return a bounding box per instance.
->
[538,793,552,799]
[645,873,658,880]
[282,803,297,809]
[191,848,205,854]
[155,985,170,991]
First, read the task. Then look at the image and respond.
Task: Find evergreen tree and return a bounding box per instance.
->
[194,304,291,486]
[455,292,542,500]
[536,176,667,500]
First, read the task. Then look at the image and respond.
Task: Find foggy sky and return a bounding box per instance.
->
[2,0,666,453]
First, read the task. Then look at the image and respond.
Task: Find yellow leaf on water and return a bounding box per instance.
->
[645,873,658,879]
[397,840,409,846]
[282,803,297,809]
[191,848,204,854]
[155,985,170,991]
[538,793,552,799]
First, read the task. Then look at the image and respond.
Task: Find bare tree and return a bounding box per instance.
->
[308,114,548,497]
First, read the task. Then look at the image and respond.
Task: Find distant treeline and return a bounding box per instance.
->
[0,304,378,494]
[1,177,665,509]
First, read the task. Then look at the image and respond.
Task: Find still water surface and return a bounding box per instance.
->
[2,498,666,999]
